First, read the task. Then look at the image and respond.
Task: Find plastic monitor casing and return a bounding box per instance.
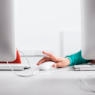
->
[0,0,16,62]
[81,0,95,60]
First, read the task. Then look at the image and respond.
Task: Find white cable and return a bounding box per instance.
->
[79,78,95,93]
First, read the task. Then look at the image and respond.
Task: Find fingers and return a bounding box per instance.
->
[52,64,56,68]
[52,63,60,68]
[52,63,62,68]
[42,51,57,61]
[52,62,66,68]
[37,57,50,65]
[37,51,58,66]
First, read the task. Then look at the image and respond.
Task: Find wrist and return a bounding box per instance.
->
[65,57,72,66]
[64,58,70,66]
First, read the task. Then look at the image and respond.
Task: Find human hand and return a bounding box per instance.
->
[37,51,70,68]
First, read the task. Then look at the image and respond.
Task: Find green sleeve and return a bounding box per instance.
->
[66,50,90,66]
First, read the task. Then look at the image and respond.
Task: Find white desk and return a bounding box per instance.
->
[0,67,95,95]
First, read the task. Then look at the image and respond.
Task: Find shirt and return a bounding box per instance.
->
[66,50,90,66]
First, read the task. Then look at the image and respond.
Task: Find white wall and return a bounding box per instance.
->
[14,0,81,57]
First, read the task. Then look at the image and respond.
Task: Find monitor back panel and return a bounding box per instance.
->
[0,0,16,61]
[81,0,95,60]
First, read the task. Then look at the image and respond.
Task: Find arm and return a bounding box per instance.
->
[37,50,90,68]
[66,50,90,66]
[37,51,70,68]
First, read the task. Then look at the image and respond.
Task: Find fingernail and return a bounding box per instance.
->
[52,64,56,68]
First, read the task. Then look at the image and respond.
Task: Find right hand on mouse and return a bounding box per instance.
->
[37,51,70,68]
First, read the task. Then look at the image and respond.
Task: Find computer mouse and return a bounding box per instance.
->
[38,62,55,71]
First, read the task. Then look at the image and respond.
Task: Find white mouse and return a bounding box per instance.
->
[38,62,55,71]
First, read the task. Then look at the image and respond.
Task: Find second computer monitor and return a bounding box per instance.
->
[81,0,95,60]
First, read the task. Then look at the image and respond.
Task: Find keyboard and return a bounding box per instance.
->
[0,64,30,71]
[73,64,95,71]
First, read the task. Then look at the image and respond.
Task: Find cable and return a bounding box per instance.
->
[79,77,95,93]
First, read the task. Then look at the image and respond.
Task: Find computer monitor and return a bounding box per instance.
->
[0,0,16,62]
[81,0,95,60]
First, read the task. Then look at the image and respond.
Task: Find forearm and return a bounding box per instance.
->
[65,50,90,66]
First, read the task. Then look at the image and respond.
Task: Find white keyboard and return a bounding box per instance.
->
[0,64,30,71]
[73,64,95,71]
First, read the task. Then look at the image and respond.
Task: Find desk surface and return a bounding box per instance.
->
[0,67,95,78]
[0,67,95,95]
